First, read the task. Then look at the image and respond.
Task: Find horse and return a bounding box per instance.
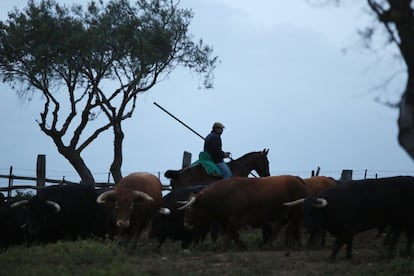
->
[164,149,270,189]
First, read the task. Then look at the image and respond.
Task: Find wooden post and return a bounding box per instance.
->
[7,166,13,200]
[36,154,46,194]
[340,169,352,181]
[182,151,192,169]
[315,166,321,176]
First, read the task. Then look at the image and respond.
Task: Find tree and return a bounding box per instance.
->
[0,0,218,184]
[312,0,414,161]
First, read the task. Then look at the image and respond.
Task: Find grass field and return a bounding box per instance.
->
[0,229,413,275]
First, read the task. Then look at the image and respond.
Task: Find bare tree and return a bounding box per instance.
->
[0,0,218,184]
[309,0,414,161]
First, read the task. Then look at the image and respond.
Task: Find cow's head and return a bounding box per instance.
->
[11,197,61,236]
[97,190,154,230]
[177,193,205,230]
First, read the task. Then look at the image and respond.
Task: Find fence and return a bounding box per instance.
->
[0,154,175,201]
[2,154,409,201]
[0,166,113,200]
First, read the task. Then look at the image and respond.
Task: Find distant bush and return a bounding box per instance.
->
[14,190,33,199]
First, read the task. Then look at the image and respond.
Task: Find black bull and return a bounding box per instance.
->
[150,184,211,249]
[12,184,106,243]
[284,176,414,261]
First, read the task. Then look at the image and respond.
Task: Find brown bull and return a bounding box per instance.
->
[97,172,162,245]
[303,176,336,196]
[178,175,307,248]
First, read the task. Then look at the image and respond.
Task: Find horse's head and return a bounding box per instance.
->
[254,149,270,177]
[229,149,270,177]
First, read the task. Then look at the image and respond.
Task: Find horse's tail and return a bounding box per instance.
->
[164,169,180,179]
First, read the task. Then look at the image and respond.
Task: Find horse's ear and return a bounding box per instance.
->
[263,148,269,155]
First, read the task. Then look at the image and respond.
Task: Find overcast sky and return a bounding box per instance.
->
[0,0,412,187]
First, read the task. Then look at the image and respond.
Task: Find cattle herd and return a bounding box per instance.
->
[1,172,414,262]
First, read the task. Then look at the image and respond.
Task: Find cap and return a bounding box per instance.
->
[213,122,225,129]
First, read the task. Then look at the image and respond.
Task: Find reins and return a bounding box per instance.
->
[228,155,258,178]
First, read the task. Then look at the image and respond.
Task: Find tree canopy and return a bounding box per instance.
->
[0,0,218,183]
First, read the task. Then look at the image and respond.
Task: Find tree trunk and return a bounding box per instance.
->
[50,135,96,185]
[69,156,96,185]
[110,121,124,183]
[57,147,95,185]
[398,76,414,160]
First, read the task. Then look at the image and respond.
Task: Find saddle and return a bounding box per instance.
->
[191,152,222,177]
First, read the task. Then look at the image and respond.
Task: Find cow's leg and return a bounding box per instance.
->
[320,230,327,247]
[344,235,354,259]
[306,228,318,247]
[262,221,287,246]
[261,223,272,244]
[387,226,401,256]
[308,227,326,248]
[329,236,345,262]
[402,227,413,257]
[284,219,302,248]
[227,218,246,249]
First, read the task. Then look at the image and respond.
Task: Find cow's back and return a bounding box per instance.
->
[307,176,414,234]
[197,175,307,222]
[303,176,336,196]
[115,173,162,205]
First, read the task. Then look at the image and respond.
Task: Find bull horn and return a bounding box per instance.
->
[10,200,28,208]
[313,198,328,208]
[96,190,115,203]
[283,198,305,206]
[133,191,154,202]
[177,196,197,210]
[159,207,171,215]
[46,200,61,212]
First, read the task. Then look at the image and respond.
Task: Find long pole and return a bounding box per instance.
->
[153,102,205,141]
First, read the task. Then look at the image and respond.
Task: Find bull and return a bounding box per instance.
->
[0,195,27,249]
[302,176,337,247]
[96,172,162,246]
[284,176,414,261]
[178,175,307,248]
[11,184,100,244]
[150,184,212,249]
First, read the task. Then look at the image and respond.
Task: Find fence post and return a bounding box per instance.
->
[36,154,46,194]
[7,166,13,200]
[182,151,192,169]
[315,166,320,176]
[340,169,353,181]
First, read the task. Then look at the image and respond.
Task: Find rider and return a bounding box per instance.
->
[204,122,232,179]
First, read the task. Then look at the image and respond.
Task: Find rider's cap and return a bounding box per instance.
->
[213,122,225,129]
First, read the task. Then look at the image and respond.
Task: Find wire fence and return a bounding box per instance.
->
[1,165,413,200]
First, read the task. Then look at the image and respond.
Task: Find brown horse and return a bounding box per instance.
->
[165,149,270,189]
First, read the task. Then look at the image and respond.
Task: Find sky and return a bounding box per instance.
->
[0,0,413,187]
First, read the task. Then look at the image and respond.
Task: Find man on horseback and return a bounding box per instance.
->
[204,122,232,179]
